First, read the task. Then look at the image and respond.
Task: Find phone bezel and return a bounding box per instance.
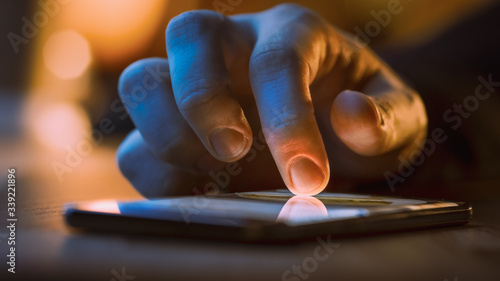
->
[64,191,472,243]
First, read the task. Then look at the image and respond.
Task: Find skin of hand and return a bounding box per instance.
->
[116,4,427,197]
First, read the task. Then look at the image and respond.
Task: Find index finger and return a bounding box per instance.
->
[248,6,331,196]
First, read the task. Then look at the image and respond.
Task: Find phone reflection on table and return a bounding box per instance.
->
[277,196,328,223]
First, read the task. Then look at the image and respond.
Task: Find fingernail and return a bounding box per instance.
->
[209,128,246,159]
[367,96,385,126]
[289,157,325,195]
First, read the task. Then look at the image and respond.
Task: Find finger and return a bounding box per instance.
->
[116,130,197,197]
[166,10,252,162]
[118,58,224,174]
[248,6,330,196]
[331,67,427,156]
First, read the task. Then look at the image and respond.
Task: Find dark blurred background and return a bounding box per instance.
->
[1,0,498,188]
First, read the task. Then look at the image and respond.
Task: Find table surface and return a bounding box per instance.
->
[1,139,499,281]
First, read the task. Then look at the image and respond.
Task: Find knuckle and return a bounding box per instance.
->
[265,108,306,135]
[270,3,321,26]
[118,58,170,103]
[168,11,208,33]
[252,43,302,64]
[250,43,304,80]
[177,77,225,112]
[166,10,223,49]
[293,7,322,25]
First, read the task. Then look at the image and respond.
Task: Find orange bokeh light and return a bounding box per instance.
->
[43,30,91,80]
[27,101,91,151]
[61,0,168,65]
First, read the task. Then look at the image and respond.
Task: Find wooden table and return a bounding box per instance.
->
[1,140,499,281]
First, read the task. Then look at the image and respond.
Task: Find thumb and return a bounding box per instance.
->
[330,68,427,156]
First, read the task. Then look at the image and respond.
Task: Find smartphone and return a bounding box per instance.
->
[63,190,472,242]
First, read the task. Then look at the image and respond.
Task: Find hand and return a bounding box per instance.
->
[117,4,427,197]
